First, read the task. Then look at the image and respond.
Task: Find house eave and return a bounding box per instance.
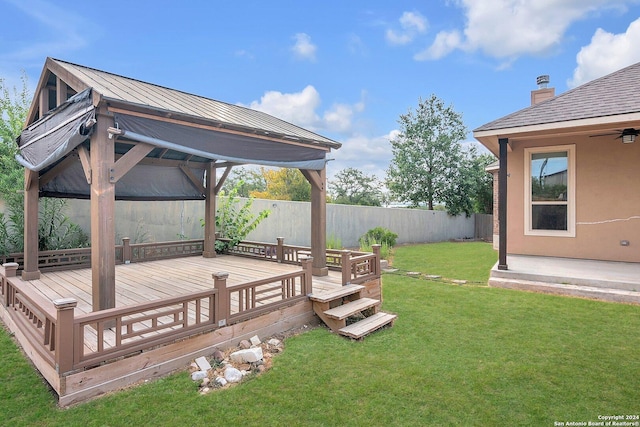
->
[473,111,640,155]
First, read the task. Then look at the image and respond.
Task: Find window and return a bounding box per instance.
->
[524,145,575,237]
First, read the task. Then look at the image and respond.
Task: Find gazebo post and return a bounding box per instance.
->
[203,161,217,258]
[301,167,328,276]
[22,169,40,281]
[90,109,116,311]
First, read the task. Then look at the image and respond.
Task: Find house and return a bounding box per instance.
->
[474,63,640,303]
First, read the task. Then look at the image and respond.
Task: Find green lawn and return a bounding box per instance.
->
[1,242,638,426]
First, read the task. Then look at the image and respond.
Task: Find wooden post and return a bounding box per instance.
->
[372,244,381,276]
[56,77,68,106]
[122,238,131,264]
[300,256,313,294]
[276,237,284,263]
[22,169,40,281]
[498,138,508,270]
[203,162,217,258]
[2,263,18,307]
[341,250,351,285]
[301,167,328,276]
[53,297,77,374]
[90,109,116,311]
[213,272,229,327]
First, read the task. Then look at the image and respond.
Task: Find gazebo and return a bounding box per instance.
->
[17,57,341,313]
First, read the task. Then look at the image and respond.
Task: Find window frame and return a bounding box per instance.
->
[524,144,576,237]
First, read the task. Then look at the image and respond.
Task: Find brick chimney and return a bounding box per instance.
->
[531,75,555,105]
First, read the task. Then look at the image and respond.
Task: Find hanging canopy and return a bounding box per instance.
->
[16,58,341,201]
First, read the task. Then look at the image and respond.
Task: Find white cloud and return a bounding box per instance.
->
[385,11,428,45]
[330,131,398,180]
[416,0,631,62]
[568,17,640,87]
[291,33,317,61]
[414,30,462,60]
[244,86,366,136]
[246,85,321,128]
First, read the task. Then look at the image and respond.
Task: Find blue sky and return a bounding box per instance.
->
[2,0,640,180]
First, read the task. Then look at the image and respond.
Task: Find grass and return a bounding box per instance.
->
[1,242,639,426]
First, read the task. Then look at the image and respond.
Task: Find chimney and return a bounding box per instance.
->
[531,75,555,105]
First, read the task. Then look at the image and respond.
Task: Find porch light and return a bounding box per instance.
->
[621,128,637,144]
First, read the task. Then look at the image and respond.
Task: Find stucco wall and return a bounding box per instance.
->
[64,198,477,248]
[506,135,640,262]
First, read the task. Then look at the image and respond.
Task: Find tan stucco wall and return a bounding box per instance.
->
[506,135,640,262]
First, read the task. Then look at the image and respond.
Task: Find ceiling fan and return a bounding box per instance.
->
[589,128,638,143]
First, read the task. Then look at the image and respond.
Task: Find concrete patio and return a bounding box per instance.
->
[489,255,640,304]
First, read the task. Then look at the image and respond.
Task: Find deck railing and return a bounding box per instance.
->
[0,255,316,375]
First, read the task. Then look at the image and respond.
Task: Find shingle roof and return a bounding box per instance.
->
[49,58,340,148]
[474,61,640,132]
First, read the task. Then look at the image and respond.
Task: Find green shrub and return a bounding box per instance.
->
[204,181,270,253]
[360,226,397,248]
[326,234,342,249]
[359,236,392,260]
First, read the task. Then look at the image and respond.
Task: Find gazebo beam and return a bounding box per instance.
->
[301,168,328,276]
[90,109,116,311]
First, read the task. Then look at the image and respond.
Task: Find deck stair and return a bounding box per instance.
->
[309,284,396,339]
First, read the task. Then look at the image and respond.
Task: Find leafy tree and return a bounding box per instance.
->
[470,153,496,214]
[329,167,383,206]
[221,166,266,197]
[251,167,310,201]
[386,94,474,216]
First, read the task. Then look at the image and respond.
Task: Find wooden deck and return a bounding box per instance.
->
[23,254,343,316]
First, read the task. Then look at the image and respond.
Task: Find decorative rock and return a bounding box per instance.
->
[267,338,281,347]
[407,272,421,277]
[249,335,261,346]
[239,339,252,349]
[383,268,399,273]
[224,367,243,383]
[190,362,198,369]
[201,387,210,394]
[191,370,208,381]
[230,347,264,364]
[452,280,467,285]
[195,356,212,371]
[241,370,249,376]
[215,376,227,387]
[201,377,210,386]
[426,275,441,279]
[212,350,225,362]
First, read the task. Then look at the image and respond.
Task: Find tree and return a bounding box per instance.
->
[250,167,311,201]
[329,167,383,206]
[386,94,474,215]
[220,166,266,197]
[470,153,496,214]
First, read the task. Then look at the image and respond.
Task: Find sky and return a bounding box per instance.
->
[2,0,640,181]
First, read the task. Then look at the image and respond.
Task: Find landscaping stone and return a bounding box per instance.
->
[239,339,251,349]
[215,376,227,387]
[426,275,441,279]
[195,356,211,371]
[407,272,421,277]
[249,335,261,346]
[201,377,210,386]
[224,367,243,383]
[212,350,225,362]
[453,280,467,285]
[191,370,208,381]
[230,347,264,363]
[267,338,281,347]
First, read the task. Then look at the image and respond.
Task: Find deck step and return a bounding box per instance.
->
[308,284,364,303]
[323,298,380,320]
[338,312,397,339]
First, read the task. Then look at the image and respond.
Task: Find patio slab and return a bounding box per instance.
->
[489,255,640,304]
